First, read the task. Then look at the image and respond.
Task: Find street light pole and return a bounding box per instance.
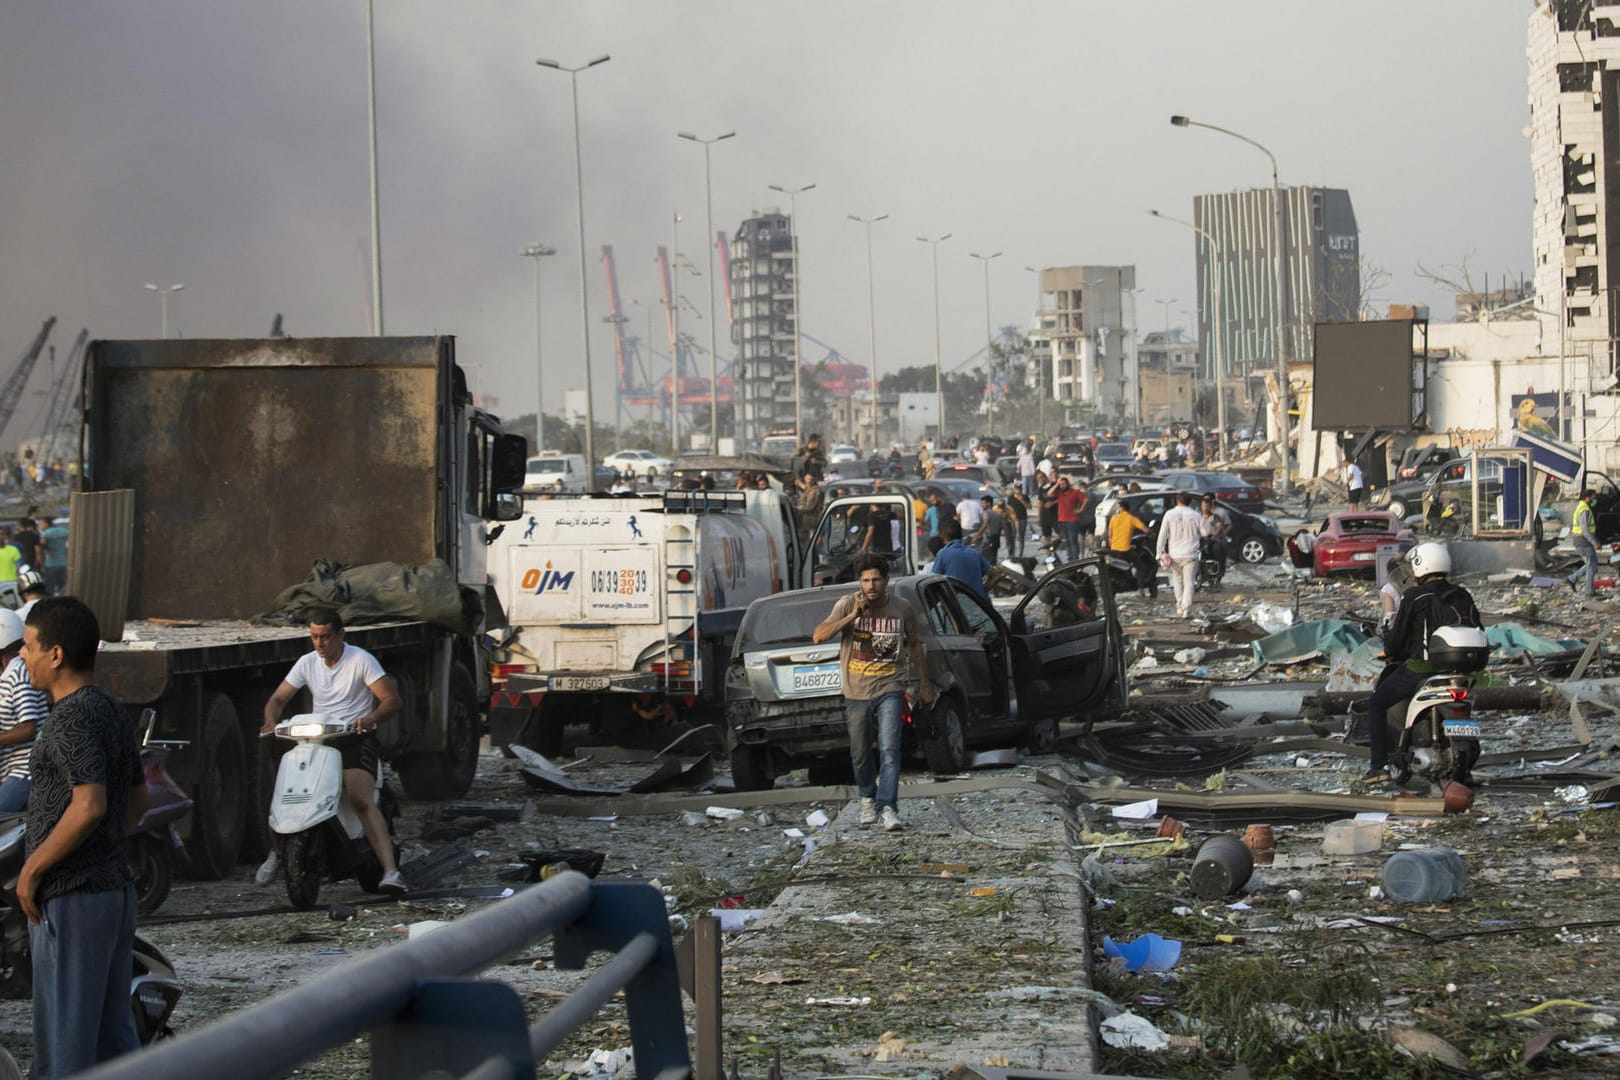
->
[1025,266,1045,437]
[969,251,1003,434]
[520,244,556,451]
[1171,114,1290,492]
[143,283,184,339]
[1149,210,1225,456]
[677,130,735,453]
[364,0,385,335]
[769,182,816,449]
[849,212,888,452]
[538,53,610,484]
[917,233,952,447]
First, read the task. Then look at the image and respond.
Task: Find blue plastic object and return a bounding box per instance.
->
[1102,932,1182,972]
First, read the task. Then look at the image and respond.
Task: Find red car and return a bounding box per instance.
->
[1300,512,1414,576]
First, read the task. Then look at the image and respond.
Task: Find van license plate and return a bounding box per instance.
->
[550,676,610,692]
[790,663,841,693]
[1442,719,1480,738]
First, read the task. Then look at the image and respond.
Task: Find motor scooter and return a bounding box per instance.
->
[1386,626,1491,787]
[0,818,182,1041]
[1103,535,1159,598]
[129,708,192,916]
[1196,536,1227,591]
[266,713,399,909]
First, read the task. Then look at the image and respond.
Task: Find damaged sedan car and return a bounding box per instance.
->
[723,558,1127,790]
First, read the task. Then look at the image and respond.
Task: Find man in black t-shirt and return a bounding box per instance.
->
[12,518,40,572]
[18,596,146,1077]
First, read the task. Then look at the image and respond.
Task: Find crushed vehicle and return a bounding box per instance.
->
[723,558,1127,790]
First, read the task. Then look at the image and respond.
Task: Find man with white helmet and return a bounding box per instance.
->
[1362,542,1482,783]
[0,609,48,812]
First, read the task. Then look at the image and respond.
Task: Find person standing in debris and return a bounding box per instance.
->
[1343,460,1366,511]
[1363,542,1482,783]
[812,555,934,832]
[1108,499,1156,597]
[976,496,1004,560]
[1054,476,1087,563]
[256,609,407,894]
[955,490,984,537]
[793,434,826,488]
[1157,491,1210,619]
[932,520,992,597]
[1017,443,1037,499]
[40,518,69,595]
[0,609,46,813]
[1569,488,1600,597]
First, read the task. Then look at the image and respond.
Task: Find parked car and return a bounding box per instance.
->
[1050,440,1091,468]
[1373,446,1459,518]
[934,462,1005,488]
[827,444,861,466]
[601,448,674,478]
[1114,492,1283,564]
[1156,470,1264,513]
[913,476,1001,507]
[724,560,1126,790]
[1306,512,1414,576]
[993,455,1022,485]
[1086,473,1169,496]
[1094,442,1137,474]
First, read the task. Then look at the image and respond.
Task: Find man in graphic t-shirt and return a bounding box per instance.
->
[813,555,934,832]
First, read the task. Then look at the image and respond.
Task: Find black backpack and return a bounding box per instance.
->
[1412,583,1482,659]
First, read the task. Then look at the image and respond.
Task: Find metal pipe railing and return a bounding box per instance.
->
[85,872,691,1080]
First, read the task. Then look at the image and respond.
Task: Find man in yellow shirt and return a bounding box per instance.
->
[1107,505,1157,598]
[0,529,22,600]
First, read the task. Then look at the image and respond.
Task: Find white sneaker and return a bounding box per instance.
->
[859,798,879,826]
[880,807,903,832]
[254,849,280,886]
[377,870,407,895]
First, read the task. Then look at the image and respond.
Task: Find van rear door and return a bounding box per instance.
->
[803,494,916,586]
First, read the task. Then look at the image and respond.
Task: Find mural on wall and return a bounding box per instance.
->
[1510,390,1562,440]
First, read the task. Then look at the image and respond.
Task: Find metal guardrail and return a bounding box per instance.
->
[85,872,694,1080]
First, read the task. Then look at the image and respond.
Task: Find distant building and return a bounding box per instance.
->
[1027,265,1137,420]
[1192,186,1360,384]
[1136,330,1198,427]
[728,211,796,447]
[1453,281,1534,322]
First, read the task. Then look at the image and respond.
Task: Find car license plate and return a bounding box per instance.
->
[790,663,841,693]
[550,676,610,692]
[1442,718,1481,738]
[1352,552,1375,562]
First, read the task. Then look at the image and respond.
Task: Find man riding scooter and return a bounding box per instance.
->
[1361,542,1482,783]
[255,608,407,894]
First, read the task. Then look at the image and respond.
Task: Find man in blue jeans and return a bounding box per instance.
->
[18,596,147,1078]
[813,554,934,831]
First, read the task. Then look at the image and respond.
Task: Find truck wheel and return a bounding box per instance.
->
[520,694,565,758]
[729,746,774,791]
[924,697,968,775]
[397,664,480,801]
[186,693,245,880]
[284,831,324,910]
[234,687,275,861]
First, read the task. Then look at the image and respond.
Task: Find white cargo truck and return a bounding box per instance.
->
[487,489,799,752]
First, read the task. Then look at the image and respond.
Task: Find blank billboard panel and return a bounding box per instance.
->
[1312,320,1414,429]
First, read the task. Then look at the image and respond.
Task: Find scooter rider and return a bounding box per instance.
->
[256,608,406,894]
[1362,542,1482,783]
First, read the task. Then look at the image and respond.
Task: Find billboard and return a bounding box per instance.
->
[1312,319,1417,430]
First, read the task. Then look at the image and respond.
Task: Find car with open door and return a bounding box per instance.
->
[723,559,1127,790]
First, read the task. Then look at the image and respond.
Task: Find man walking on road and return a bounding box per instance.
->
[933,520,992,597]
[19,597,147,1078]
[1055,476,1087,563]
[1157,491,1209,619]
[1570,488,1600,597]
[813,555,934,832]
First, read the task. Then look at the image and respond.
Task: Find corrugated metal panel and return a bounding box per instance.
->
[67,488,134,643]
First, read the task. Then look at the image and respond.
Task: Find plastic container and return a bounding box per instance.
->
[1190,834,1254,899]
[1102,932,1182,972]
[1381,848,1467,903]
[1426,627,1489,673]
[1322,819,1382,855]
[1243,824,1276,865]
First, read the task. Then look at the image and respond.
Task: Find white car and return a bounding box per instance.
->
[600,448,674,477]
[827,444,860,465]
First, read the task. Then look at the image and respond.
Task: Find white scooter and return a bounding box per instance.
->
[1387,626,1491,787]
[266,713,399,909]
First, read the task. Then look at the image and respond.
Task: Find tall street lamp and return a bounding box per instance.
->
[917,233,952,447]
[1170,113,1290,493]
[143,283,184,339]
[849,213,889,451]
[365,0,384,334]
[677,130,735,453]
[1156,297,1178,336]
[1148,209,1225,454]
[538,53,610,481]
[1024,266,1046,438]
[969,251,1002,434]
[769,182,815,448]
[520,243,556,451]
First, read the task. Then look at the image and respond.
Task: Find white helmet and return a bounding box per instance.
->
[1407,541,1452,579]
[0,609,24,652]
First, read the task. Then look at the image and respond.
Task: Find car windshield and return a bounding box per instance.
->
[1337,515,1396,535]
[737,587,858,651]
[1096,444,1132,459]
[1205,472,1248,487]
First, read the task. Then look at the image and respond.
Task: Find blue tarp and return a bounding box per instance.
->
[1249,618,1583,668]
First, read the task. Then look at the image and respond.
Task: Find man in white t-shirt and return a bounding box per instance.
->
[956,495,984,534]
[1343,461,1366,510]
[255,609,405,893]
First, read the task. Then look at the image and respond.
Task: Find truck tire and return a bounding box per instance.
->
[186,693,245,880]
[234,686,276,862]
[924,697,968,776]
[730,745,774,791]
[396,663,480,801]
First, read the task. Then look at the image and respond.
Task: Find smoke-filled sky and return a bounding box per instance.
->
[1,1,1532,444]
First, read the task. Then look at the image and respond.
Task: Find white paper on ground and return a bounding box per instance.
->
[1354,812,1390,822]
[1111,798,1159,820]
[1099,1011,1171,1051]
[708,908,766,932]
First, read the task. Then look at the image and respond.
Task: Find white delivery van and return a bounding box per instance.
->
[524,452,589,493]
[487,489,795,752]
